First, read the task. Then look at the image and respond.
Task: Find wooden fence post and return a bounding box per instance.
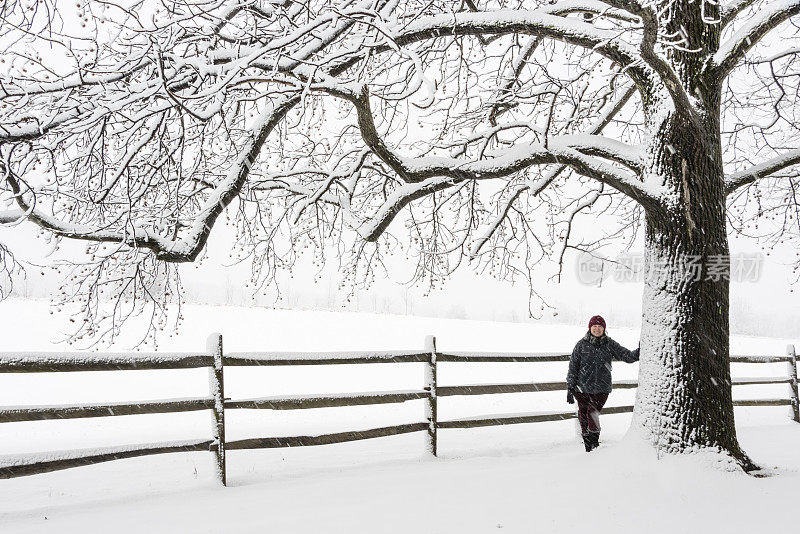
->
[207,333,227,486]
[424,335,438,457]
[788,344,799,423]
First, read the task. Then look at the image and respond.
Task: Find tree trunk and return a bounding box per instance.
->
[633,215,754,470]
[631,94,756,470]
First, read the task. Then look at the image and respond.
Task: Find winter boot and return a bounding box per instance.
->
[582,433,593,452]
[588,431,600,450]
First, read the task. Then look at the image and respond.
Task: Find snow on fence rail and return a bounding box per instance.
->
[0,337,797,485]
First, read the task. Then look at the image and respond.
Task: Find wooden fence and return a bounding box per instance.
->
[1,335,797,485]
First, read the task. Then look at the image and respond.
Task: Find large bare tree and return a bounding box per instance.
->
[2,0,800,469]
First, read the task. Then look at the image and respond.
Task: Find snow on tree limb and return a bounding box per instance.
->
[353,137,657,242]
[312,80,656,241]
[714,0,800,78]
[391,3,708,126]
[334,83,652,237]
[326,83,643,176]
[485,2,637,125]
[468,173,555,260]
[725,149,800,194]
[3,95,300,262]
[394,8,645,79]
[720,0,762,26]
[601,0,702,125]
[470,84,637,259]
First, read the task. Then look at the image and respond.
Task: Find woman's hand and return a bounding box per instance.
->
[567,391,575,404]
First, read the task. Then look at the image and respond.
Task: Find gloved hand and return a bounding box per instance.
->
[567,391,575,404]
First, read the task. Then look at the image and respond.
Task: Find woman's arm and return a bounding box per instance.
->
[609,339,640,363]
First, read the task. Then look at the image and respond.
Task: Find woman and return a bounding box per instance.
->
[566,315,639,452]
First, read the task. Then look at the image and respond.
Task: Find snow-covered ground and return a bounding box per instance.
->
[0,299,798,533]
[2,422,799,534]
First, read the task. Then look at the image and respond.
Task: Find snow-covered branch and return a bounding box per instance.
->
[351,135,656,241]
[721,0,762,26]
[558,134,643,171]
[330,83,647,181]
[4,169,173,252]
[725,149,800,194]
[468,172,556,260]
[600,0,701,125]
[4,95,300,262]
[714,0,800,78]
[468,82,638,259]
[485,1,637,125]
[393,8,648,84]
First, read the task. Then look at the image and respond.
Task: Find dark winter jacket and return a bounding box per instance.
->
[567,332,639,395]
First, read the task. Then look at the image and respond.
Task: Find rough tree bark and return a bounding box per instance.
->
[631,0,755,469]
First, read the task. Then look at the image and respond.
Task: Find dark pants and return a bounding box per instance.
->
[574,392,609,435]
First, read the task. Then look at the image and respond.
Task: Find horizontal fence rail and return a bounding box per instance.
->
[0,439,214,479]
[226,423,431,451]
[437,380,638,397]
[0,398,215,423]
[730,355,798,363]
[224,351,431,366]
[732,398,794,407]
[437,352,571,363]
[439,405,637,430]
[226,390,429,410]
[0,353,212,372]
[0,338,797,484]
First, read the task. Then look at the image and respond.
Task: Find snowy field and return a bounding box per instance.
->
[0,299,798,533]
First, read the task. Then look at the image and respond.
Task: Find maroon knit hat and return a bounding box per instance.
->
[588,315,606,329]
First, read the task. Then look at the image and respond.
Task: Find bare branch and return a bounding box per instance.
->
[3,94,300,261]
[469,82,638,256]
[468,171,555,259]
[555,185,604,281]
[393,8,649,85]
